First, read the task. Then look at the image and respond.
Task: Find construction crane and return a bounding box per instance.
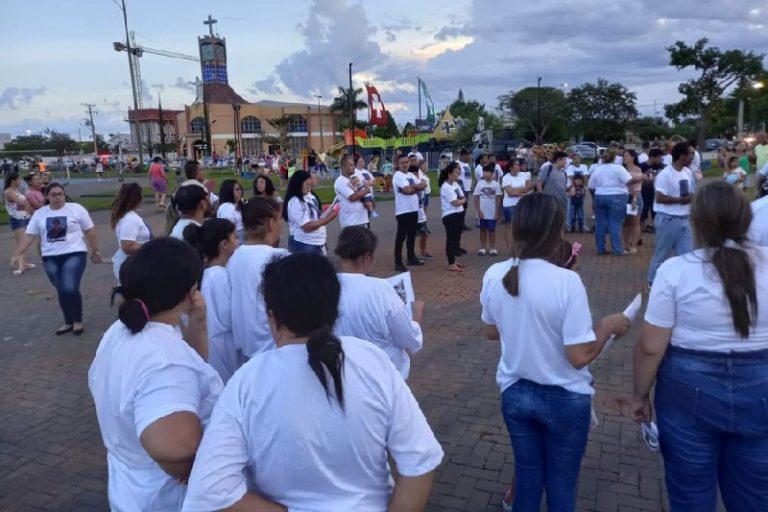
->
[113,32,199,109]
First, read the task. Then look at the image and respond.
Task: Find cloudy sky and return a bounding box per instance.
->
[1,0,766,140]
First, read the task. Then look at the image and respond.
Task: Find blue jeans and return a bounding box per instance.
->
[647,213,693,284]
[501,379,591,512]
[594,193,627,254]
[42,252,87,325]
[569,196,585,230]
[656,346,768,512]
[288,236,324,255]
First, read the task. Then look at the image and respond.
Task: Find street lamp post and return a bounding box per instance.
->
[737,80,765,140]
[536,76,542,144]
[314,93,324,152]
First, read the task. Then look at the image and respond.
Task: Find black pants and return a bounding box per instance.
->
[395,211,419,265]
[641,186,655,222]
[460,186,469,227]
[442,212,464,265]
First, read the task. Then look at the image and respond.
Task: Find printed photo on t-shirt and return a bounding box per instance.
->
[679,179,690,197]
[46,216,67,243]
[478,185,497,199]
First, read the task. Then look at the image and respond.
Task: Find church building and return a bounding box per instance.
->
[175,17,341,160]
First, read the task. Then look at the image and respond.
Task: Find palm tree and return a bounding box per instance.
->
[330,86,368,131]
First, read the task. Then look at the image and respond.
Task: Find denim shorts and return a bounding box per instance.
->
[502,206,517,224]
[9,216,29,231]
[417,221,429,235]
[479,218,497,231]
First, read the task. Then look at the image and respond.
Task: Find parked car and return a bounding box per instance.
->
[705,138,727,151]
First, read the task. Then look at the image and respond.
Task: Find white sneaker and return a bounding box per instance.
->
[490,249,498,256]
[478,249,487,256]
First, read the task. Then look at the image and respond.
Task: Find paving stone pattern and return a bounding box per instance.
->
[0,194,697,511]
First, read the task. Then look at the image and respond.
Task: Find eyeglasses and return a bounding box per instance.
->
[47,192,65,197]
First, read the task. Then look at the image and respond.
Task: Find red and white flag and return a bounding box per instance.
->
[366,83,389,126]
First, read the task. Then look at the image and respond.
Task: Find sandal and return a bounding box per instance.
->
[55,325,73,335]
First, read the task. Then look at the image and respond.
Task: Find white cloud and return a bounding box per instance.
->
[0,87,47,110]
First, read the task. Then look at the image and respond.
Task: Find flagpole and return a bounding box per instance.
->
[349,62,355,155]
[417,76,422,124]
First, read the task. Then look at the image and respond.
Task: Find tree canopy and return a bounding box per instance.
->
[330,86,368,131]
[450,97,502,148]
[498,87,567,143]
[567,78,638,143]
[664,38,764,146]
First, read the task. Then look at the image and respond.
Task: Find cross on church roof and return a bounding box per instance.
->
[203,14,218,37]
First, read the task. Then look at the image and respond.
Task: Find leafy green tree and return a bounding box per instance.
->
[631,117,672,142]
[330,86,368,131]
[450,97,503,147]
[664,38,764,147]
[567,79,638,143]
[498,87,568,143]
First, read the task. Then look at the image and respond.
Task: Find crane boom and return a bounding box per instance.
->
[135,45,198,62]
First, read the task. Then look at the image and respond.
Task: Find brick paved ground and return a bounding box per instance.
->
[0,185,705,511]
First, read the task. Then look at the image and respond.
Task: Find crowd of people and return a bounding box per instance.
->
[4,131,768,511]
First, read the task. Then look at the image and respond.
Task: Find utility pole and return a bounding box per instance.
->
[314,93,324,152]
[158,93,166,159]
[349,62,355,154]
[119,0,144,170]
[82,103,98,156]
[536,76,542,144]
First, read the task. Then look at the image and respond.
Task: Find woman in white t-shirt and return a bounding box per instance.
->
[632,181,768,511]
[333,226,425,379]
[13,182,103,335]
[589,150,633,255]
[480,193,629,511]
[89,237,226,511]
[4,169,34,275]
[110,183,152,282]
[501,158,531,254]
[283,170,337,255]
[227,196,289,361]
[216,179,245,242]
[183,253,443,512]
[183,218,241,383]
[439,162,467,272]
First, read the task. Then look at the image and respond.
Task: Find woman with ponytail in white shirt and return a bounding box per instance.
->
[183,253,444,512]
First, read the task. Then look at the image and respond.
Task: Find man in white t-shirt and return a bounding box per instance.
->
[392,155,427,271]
[333,155,370,228]
[648,141,696,285]
[749,195,768,246]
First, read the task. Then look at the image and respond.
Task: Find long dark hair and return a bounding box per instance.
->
[218,179,243,211]
[503,194,565,296]
[691,181,757,338]
[439,161,459,186]
[113,238,202,334]
[110,183,143,229]
[253,173,275,197]
[262,253,345,408]
[282,170,312,222]
[4,170,19,190]
[183,217,235,262]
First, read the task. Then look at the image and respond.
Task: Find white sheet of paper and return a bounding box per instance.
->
[385,271,416,309]
[626,203,639,216]
[599,293,642,357]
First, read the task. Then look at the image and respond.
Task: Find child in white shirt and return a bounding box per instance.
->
[473,163,502,256]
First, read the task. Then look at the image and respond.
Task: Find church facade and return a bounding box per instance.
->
[174,19,341,160]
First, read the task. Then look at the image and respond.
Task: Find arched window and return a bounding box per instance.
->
[241,116,262,134]
[287,115,308,133]
[190,117,206,134]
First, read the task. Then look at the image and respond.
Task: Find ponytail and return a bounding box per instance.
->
[112,286,152,334]
[306,326,345,409]
[712,243,757,338]
[502,260,520,296]
[691,181,757,338]
[182,218,235,261]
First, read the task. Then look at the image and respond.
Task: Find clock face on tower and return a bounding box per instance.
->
[214,44,225,61]
[201,44,214,61]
